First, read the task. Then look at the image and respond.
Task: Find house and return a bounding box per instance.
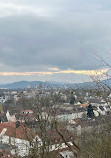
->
[59,150,74,158]
[0,122,76,157]
[0,122,35,157]
[20,110,34,122]
[6,111,16,122]
[21,110,33,116]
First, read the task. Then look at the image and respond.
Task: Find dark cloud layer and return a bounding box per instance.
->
[0,15,109,71]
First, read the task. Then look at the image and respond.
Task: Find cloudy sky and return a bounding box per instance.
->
[0,0,110,83]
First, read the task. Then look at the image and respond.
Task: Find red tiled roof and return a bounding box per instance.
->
[0,122,35,141]
[81,104,88,107]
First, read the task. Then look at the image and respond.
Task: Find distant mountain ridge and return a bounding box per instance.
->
[0,80,81,89]
[0,79,111,89]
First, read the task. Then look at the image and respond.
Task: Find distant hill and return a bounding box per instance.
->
[0,81,66,89]
[0,79,111,89]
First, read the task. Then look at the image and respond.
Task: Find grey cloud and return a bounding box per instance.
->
[0,14,110,71]
[0,0,110,83]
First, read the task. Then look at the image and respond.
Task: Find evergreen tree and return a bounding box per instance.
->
[70,96,75,105]
[87,104,94,118]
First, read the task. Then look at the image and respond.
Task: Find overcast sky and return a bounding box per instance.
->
[0,0,111,83]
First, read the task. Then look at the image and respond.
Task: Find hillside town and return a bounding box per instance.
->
[0,84,110,157]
